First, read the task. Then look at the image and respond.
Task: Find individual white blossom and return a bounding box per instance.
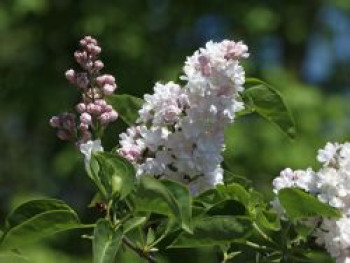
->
[118,39,249,194]
[272,142,350,263]
[80,139,104,166]
[317,142,340,166]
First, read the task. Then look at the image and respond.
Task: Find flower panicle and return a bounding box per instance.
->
[50,36,118,146]
[272,142,350,263]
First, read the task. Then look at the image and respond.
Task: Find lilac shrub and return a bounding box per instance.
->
[0,36,342,263]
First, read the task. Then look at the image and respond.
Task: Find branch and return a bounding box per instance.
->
[122,237,157,263]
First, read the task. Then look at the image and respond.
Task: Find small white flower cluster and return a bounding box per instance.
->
[118,40,249,194]
[272,142,350,263]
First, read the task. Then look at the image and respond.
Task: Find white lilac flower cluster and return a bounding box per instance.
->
[272,142,350,263]
[118,40,249,194]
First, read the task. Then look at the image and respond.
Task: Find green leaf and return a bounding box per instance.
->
[242,78,296,139]
[123,217,147,234]
[195,183,250,214]
[5,199,75,229]
[1,199,84,250]
[255,209,281,231]
[223,169,252,188]
[278,188,341,220]
[195,188,224,210]
[169,216,252,248]
[301,250,334,263]
[91,152,136,200]
[218,183,250,207]
[146,228,156,245]
[106,94,143,126]
[161,180,192,233]
[0,252,30,262]
[133,177,190,232]
[93,219,123,263]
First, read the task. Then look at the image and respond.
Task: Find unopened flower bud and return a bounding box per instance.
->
[76,73,89,89]
[104,105,113,112]
[76,103,86,113]
[94,60,104,71]
[49,116,61,128]
[109,110,118,121]
[79,123,89,132]
[104,75,115,85]
[62,117,76,131]
[80,112,92,125]
[57,130,70,141]
[96,76,105,87]
[94,45,101,54]
[65,69,75,83]
[95,99,107,107]
[100,112,110,125]
[103,84,116,95]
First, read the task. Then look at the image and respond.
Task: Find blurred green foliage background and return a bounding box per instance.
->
[1,0,350,262]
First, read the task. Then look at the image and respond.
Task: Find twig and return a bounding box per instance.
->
[122,237,157,263]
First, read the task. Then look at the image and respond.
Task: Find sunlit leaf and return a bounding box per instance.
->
[278,188,341,219]
[123,217,147,234]
[91,152,136,200]
[242,78,296,139]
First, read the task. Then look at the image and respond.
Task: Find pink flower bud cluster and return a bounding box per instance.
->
[49,113,78,141]
[50,36,118,145]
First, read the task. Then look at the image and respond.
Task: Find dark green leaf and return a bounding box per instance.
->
[93,219,123,263]
[133,177,190,232]
[123,217,147,234]
[301,250,334,263]
[242,78,296,139]
[106,94,143,126]
[1,199,84,250]
[278,188,341,219]
[206,200,246,217]
[162,180,192,233]
[169,216,252,248]
[217,183,250,207]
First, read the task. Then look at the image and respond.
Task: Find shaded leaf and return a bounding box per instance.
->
[169,216,252,248]
[1,199,84,250]
[106,94,143,126]
[93,219,123,263]
[123,217,147,234]
[162,180,192,233]
[133,177,191,232]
